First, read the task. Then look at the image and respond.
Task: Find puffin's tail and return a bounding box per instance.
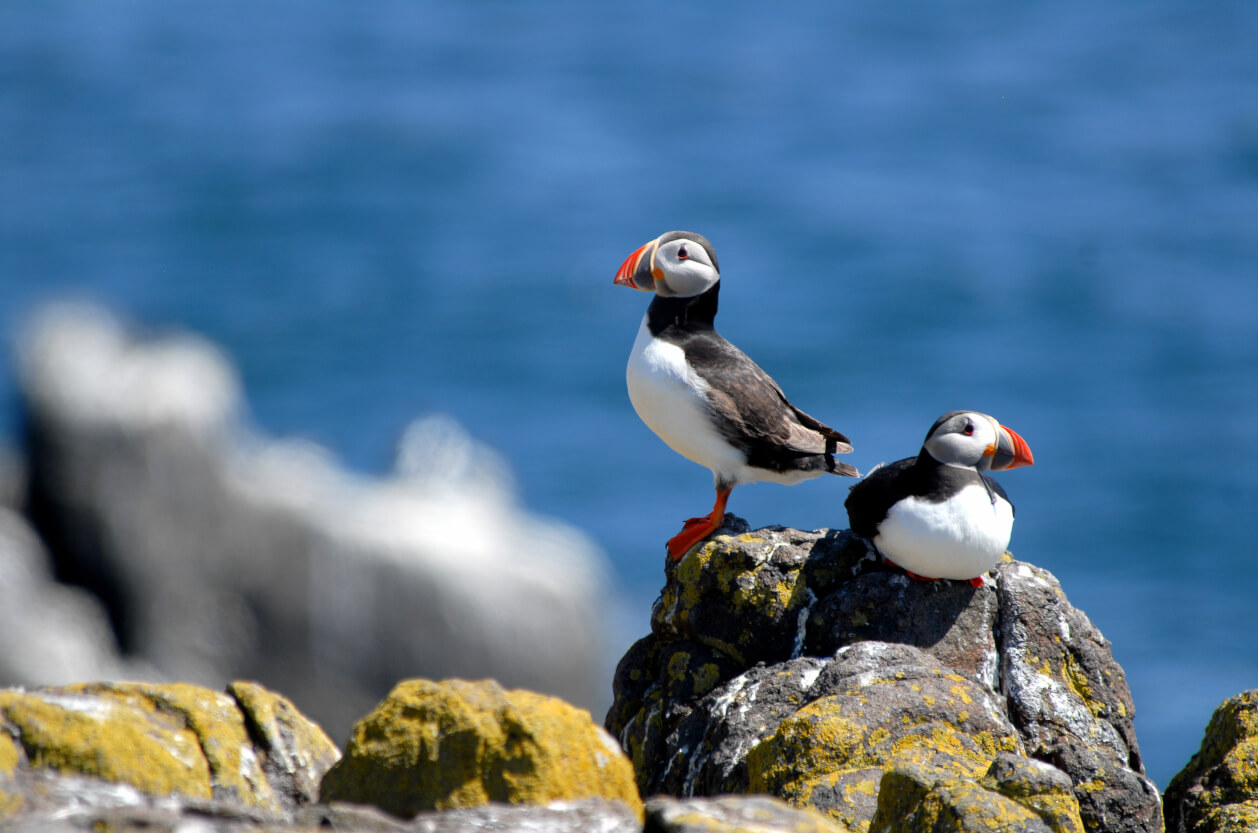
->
[824,437,860,478]
[826,459,860,478]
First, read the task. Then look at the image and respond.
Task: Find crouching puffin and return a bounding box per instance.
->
[844,411,1034,586]
[614,230,858,561]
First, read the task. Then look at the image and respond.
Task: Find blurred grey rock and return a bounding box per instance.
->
[645,795,847,832]
[0,505,144,686]
[13,303,611,739]
[1,788,643,833]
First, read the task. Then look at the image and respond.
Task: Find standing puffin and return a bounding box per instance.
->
[614,230,858,561]
[844,411,1034,587]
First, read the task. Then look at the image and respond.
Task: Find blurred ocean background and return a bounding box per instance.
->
[1,2,1255,789]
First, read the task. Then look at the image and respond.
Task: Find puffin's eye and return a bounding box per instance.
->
[677,245,689,260]
[963,422,974,436]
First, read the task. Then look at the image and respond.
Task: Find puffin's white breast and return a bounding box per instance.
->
[625,316,746,483]
[873,483,1014,580]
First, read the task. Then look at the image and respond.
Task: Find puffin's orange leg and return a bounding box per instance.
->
[667,488,731,561]
[885,556,986,588]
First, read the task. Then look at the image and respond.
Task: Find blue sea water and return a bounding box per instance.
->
[2,2,1256,789]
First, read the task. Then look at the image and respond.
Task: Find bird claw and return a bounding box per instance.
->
[887,557,986,588]
[667,515,721,561]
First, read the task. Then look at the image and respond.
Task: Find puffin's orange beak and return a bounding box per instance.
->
[614,239,658,291]
[989,425,1035,470]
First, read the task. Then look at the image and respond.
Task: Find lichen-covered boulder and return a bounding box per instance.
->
[1163,689,1258,833]
[0,680,339,827]
[320,678,642,820]
[746,643,1025,829]
[606,518,1159,833]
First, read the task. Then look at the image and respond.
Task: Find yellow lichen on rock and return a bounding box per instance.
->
[1165,689,1258,832]
[319,678,642,821]
[0,688,213,800]
[0,680,337,817]
[0,732,19,775]
[874,765,1078,833]
[60,681,277,807]
[227,680,340,774]
[0,786,23,823]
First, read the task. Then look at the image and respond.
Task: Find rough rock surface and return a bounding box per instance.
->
[1163,689,1258,833]
[0,680,339,827]
[645,794,847,832]
[320,678,643,820]
[3,793,840,833]
[13,303,611,738]
[606,518,1161,833]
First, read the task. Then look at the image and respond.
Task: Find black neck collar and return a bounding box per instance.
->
[645,282,720,336]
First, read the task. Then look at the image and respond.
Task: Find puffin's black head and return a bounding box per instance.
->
[922,411,1035,472]
[613,231,720,298]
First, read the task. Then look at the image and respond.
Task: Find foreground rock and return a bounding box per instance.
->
[606,519,1161,833]
[2,676,833,833]
[0,680,338,827]
[1163,689,1258,833]
[14,304,611,738]
[321,678,643,819]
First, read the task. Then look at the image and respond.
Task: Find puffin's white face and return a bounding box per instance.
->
[613,231,721,299]
[650,237,719,298]
[923,411,1034,472]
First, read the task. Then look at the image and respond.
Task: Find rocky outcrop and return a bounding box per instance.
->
[320,678,643,819]
[606,518,1161,833]
[0,680,339,827]
[1,676,837,833]
[12,303,612,738]
[1163,689,1258,833]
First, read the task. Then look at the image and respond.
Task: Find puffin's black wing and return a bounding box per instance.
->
[679,330,856,476]
[844,457,916,537]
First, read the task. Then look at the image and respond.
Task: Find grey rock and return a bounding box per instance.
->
[608,521,1161,833]
[407,799,643,833]
[0,505,145,686]
[1,779,640,833]
[1162,689,1258,833]
[871,763,1057,833]
[13,303,612,739]
[645,795,846,832]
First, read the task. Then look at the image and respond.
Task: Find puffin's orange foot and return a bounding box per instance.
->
[968,576,985,588]
[882,555,939,582]
[667,515,720,561]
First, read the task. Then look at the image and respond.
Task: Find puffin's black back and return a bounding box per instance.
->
[844,453,1013,538]
[646,281,856,479]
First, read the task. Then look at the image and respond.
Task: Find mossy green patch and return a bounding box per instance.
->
[320,678,642,820]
